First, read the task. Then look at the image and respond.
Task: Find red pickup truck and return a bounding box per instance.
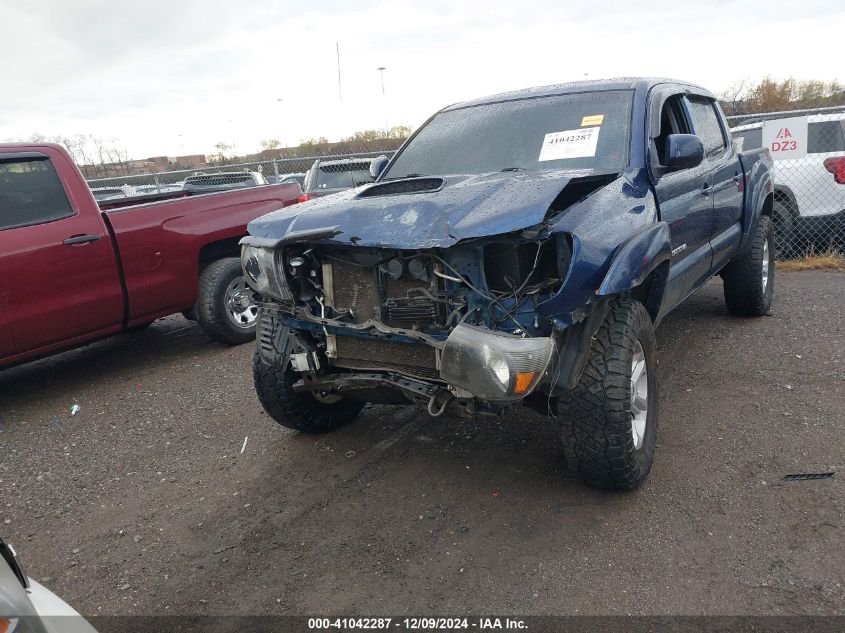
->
[0,143,301,368]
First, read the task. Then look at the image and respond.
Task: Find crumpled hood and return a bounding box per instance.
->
[247,169,604,249]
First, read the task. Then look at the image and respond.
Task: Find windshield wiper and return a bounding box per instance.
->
[500,166,528,172]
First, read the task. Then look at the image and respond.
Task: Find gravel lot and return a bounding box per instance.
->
[1,270,842,617]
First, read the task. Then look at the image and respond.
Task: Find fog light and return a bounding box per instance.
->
[440,323,555,401]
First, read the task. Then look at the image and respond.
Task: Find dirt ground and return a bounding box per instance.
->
[1,271,842,617]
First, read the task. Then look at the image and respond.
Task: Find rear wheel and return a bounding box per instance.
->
[722,215,774,317]
[197,258,258,345]
[556,298,658,490]
[773,198,796,259]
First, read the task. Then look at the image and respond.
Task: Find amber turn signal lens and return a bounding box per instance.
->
[513,371,537,394]
[0,617,19,633]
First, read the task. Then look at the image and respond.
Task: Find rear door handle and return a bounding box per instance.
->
[700,182,711,197]
[63,233,101,245]
[733,172,743,183]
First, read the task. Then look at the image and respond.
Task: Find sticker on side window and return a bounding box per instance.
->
[538,127,601,161]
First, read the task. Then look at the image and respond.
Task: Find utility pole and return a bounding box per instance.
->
[378,66,387,134]
[336,42,343,101]
[276,98,287,149]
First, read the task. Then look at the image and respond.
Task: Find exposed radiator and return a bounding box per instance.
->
[331,264,380,323]
[330,261,438,328]
[331,336,440,381]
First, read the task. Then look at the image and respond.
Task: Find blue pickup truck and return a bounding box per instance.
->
[240,78,774,490]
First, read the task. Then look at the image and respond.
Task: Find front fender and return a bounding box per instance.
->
[597,222,671,296]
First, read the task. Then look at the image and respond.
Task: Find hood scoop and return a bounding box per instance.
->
[357,177,445,198]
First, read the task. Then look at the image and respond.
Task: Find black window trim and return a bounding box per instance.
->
[0,155,77,232]
[650,93,692,171]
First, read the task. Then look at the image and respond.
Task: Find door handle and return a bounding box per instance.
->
[700,182,711,197]
[63,233,101,245]
[732,172,743,183]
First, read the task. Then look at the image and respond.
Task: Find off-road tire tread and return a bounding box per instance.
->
[722,215,774,317]
[557,298,657,490]
[253,316,363,433]
[196,258,255,345]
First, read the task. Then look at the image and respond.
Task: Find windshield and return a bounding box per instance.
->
[313,163,373,190]
[383,90,633,179]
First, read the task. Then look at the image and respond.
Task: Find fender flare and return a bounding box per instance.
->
[737,161,775,256]
[596,222,672,297]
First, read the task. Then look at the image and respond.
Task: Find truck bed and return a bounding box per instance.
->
[103,183,301,325]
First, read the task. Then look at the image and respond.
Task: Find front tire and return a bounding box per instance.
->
[721,215,774,317]
[253,313,364,433]
[196,258,258,345]
[557,298,658,490]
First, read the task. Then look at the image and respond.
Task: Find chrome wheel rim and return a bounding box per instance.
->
[630,340,648,450]
[225,276,258,329]
[761,240,770,294]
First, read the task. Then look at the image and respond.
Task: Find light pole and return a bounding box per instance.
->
[276,98,287,150]
[228,118,236,160]
[377,66,387,134]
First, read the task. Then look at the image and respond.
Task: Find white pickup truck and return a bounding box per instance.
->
[731,111,845,255]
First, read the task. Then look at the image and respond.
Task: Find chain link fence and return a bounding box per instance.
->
[727,106,845,259]
[86,150,394,199]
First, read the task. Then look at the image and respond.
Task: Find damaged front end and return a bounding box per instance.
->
[242,228,575,417]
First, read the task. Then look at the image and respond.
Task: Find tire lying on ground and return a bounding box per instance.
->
[721,215,775,317]
[197,257,259,345]
[556,298,658,491]
[253,310,364,433]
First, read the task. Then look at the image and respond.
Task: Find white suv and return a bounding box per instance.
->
[731,111,845,254]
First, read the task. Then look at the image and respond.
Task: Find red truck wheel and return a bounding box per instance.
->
[196,258,258,345]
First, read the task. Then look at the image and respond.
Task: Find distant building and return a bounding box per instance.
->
[166,154,207,169]
[82,153,208,177]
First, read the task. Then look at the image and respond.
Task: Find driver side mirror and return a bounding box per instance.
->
[664,134,704,170]
[370,155,390,180]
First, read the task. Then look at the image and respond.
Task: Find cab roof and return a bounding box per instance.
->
[443,77,712,111]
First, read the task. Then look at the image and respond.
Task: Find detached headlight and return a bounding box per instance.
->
[440,323,555,401]
[239,245,291,301]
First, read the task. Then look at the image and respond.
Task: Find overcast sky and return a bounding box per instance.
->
[1,0,841,159]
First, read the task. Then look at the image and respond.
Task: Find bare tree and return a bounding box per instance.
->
[260,139,281,151]
[27,133,132,178]
[718,80,748,116]
[210,142,233,165]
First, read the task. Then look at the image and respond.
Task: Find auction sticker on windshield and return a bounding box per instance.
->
[538,127,600,161]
